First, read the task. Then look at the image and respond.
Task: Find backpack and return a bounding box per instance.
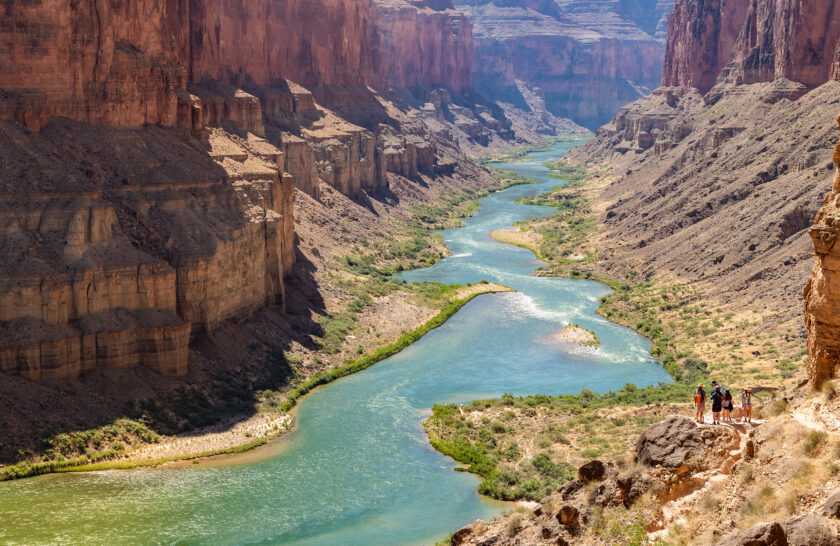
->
[694,393,702,404]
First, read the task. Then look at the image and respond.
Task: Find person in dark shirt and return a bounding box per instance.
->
[710,385,723,425]
[694,383,706,424]
[722,389,734,423]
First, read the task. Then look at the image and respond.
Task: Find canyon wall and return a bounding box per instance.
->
[662,0,840,92]
[569,0,840,382]
[374,0,473,94]
[804,119,840,389]
[455,0,674,130]
[0,0,516,381]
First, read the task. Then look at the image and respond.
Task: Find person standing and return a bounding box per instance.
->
[710,385,723,425]
[741,388,753,424]
[722,389,733,423]
[694,383,706,423]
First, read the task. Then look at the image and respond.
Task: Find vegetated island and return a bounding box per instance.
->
[552,323,599,347]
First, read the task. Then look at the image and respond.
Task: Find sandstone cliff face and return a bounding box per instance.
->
[662,0,840,92]
[661,0,750,92]
[0,0,186,131]
[804,118,840,389]
[456,0,673,130]
[0,120,295,381]
[374,0,473,94]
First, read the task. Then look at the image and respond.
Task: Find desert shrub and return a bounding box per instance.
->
[803,430,827,456]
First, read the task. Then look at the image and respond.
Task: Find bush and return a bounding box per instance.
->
[803,430,827,456]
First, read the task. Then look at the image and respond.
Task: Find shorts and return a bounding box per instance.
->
[696,403,705,412]
[743,403,752,408]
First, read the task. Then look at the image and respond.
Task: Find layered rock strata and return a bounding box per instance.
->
[0,121,294,381]
[456,0,674,130]
[804,118,840,389]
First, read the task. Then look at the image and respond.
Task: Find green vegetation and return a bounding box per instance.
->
[425,385,688,502]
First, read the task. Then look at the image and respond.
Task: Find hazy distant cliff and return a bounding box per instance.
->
[455,0,674,130]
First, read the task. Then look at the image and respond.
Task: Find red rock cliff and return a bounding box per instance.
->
[661,0,749,92]
[662,0,840,92]
[456,0,673,130]
[0,0,383,131]
[374,0,473,94]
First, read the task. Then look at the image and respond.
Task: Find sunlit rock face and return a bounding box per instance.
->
[663,0,840,93]
[455,0,673,130]
[805,118,840,390]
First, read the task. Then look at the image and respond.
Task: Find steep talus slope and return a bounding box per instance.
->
[455,0,674,129]
[570,0,840,325]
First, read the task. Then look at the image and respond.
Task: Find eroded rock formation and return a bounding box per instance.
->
[804,118,840,389]
[0,120,295,381]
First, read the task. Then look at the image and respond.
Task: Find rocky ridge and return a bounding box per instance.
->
[805,118,840,389]
[451,415,840,545]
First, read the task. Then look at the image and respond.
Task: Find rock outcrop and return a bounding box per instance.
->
[456,0,674,129]
[0,121,295,381]
[804,118,840,389]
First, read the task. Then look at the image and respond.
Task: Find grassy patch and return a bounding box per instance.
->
[425,386,689,502]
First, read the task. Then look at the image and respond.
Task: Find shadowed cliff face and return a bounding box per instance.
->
[804,118,840,389]
[455,0,674,130]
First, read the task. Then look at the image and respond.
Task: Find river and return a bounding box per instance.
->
[0,141,671,545]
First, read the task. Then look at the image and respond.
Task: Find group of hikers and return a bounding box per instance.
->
[693,380,754,425]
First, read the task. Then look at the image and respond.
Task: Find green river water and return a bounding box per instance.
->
[0,141,671,545]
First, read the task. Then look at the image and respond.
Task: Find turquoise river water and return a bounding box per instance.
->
[0,141,671,545]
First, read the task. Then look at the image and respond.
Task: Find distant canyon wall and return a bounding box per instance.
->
[455,0,674,130]
[374,0,473,94]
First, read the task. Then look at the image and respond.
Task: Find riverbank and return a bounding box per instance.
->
[0,283,512,481]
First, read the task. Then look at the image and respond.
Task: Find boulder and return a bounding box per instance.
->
[635,416,705,469]
[577,460,606,483]
[782,514,838,546]
[559,479,584,500]
[450,525,473,545]
[719,522,788,546]
[823,490,840,519]
[555,505,580,531]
